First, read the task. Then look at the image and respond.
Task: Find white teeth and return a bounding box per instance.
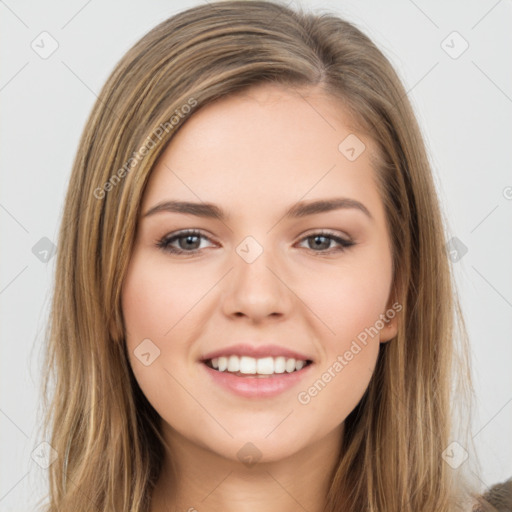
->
[256,357,274,375]
[274,356,286,374]
[285,358,296,373]
[227,355,239,372]
[240,356,257,374]
[207,355,310,375]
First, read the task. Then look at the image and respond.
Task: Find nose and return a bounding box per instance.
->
[221,240,293,323]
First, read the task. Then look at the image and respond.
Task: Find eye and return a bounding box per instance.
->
[296,230,355,254]
[156,229,355,255]
[156,229,216,255]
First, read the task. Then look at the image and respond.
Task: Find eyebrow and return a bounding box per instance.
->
[142,197,373,222]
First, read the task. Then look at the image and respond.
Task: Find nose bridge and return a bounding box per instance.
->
[223,233,291,319]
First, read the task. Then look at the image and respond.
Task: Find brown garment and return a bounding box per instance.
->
[473,478,512,512]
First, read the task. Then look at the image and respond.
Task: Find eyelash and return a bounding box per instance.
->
[155,229,355,256]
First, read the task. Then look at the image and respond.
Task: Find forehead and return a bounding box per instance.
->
[141,83,383,221]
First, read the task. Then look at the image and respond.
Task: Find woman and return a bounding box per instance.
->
[38,1,494,510]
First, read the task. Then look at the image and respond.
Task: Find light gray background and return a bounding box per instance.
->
[1,0,511,509]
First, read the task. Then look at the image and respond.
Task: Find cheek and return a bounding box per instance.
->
[297,257,392,346]
[121,255,187,394]
[121,255,204,424]
[294,251,391,393]
[294,268,386,423]
[121,252,206,348]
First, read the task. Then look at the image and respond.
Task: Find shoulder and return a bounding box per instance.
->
[472,478,512,512]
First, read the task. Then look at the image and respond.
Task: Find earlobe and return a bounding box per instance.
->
[379,317,398,343]
[379,291,401,343]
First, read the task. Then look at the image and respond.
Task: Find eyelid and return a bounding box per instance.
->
[156,228,355,255]
[300,228,353,243]
[157,229,217,248]
[295,229,355,253]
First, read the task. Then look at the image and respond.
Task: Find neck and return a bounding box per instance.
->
[150,424,343,512]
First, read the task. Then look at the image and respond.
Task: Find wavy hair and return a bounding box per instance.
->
[37,1,477,510]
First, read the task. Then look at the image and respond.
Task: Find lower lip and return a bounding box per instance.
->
[200,362,314,398]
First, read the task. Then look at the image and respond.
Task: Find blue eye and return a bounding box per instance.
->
[297,231,355,253]
[156,229,355,255]
[156,230,214,255]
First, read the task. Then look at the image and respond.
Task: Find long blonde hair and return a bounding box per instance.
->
[37,1,477,510]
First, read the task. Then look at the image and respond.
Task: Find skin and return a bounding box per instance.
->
[121,83,399,512]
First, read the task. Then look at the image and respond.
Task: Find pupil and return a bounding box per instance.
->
[312,235,329,250]
[178,235,331,251]
[181,235,199,250]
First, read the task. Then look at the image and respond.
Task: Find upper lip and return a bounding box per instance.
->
[200,343,314,362]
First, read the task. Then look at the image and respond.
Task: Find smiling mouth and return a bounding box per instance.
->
[203,356,313,377]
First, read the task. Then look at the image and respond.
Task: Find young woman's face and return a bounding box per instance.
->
[122,83,398,464]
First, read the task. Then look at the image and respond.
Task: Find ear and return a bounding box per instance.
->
[379,314,398,343]
[379,293,401,344]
